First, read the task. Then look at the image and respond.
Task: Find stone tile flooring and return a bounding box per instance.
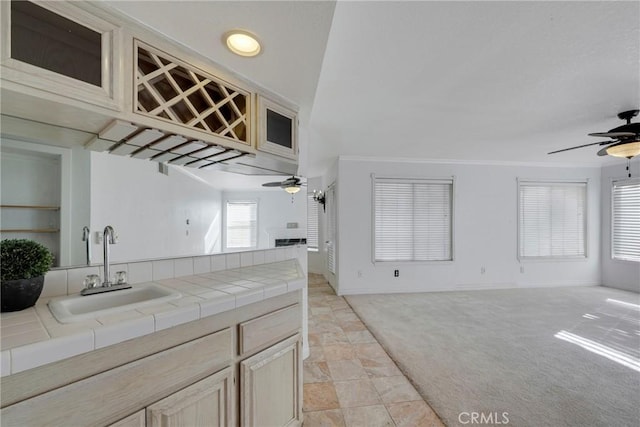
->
[303,274,444,427]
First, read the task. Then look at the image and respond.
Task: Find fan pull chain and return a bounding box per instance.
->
[627,158,631,178]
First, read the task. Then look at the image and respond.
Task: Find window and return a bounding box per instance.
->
[518,181,586,259]
[225,201,257,249]
[373,177,453,262]
[612,179,640,262]
[307,193,319,251]
[327,185,337,273]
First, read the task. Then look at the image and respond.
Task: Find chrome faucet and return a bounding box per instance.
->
[82,226,91,265]
[103,225,117,286]
[80,225,131,296]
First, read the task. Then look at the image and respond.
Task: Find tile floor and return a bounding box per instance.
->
[303,274,444,427]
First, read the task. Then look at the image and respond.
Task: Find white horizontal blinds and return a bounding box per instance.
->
[374,178,452,262]
[612,179,640,262]
[307,193,319,250]
[518,181,586,258]
[327,186,336,274]
[226,201,257,249]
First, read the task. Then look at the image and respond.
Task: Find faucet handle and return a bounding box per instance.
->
[83,274,100,290]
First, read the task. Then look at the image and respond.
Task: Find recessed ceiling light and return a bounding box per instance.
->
[224,30,261,57]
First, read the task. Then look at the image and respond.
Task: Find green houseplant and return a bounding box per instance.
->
[1,239,53,312]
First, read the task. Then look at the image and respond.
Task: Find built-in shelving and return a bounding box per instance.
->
[1,229,60,233]
[0,205,60,210]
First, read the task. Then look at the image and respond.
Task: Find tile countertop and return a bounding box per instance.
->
[0,259,305,377]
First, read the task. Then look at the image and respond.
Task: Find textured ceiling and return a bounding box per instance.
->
[308,1,640,175]
[104,1,639,177]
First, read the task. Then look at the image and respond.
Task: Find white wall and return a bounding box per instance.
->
[90,152,223,264]
[600,158,640,293]
[334,157,602,295]
[222,189,306,251]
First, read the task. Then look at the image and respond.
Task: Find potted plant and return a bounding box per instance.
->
[1,239,53,312]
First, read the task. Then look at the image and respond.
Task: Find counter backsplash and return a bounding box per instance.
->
[41,246,308,299]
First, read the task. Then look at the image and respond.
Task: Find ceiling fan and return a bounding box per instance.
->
[548,109,640,159]
[262,176,306,194]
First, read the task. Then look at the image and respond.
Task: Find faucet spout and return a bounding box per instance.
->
[103,226,117,286]
[82,226,91,265]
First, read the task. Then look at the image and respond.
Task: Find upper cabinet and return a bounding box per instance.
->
[256,96,298,160]
[133,40,252,149]
[0,0,122,111]
[1,1,298,170]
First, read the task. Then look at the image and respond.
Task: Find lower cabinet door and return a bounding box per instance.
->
[147,366,232,427]
[240,334,302,427]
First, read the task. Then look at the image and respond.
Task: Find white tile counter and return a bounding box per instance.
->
[0,260,305,377]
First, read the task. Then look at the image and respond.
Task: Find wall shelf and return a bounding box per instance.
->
[1,205,60,210]
[1,229,60,233]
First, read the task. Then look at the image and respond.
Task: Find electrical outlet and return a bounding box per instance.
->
[95,231,103,244]
[394,269,399,277]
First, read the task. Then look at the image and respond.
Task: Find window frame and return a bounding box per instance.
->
[517,179,588,261]
[224,199,258,251]
[610,177,640,263]
[371,174,455,264]
[307,192,319,252]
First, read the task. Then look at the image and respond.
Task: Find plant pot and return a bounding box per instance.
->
[1,276,45,312]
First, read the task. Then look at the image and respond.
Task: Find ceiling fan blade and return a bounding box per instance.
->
[588,132,635,138]
[589,122,640,138]
[262,182,283,187]
[547,141,613,155]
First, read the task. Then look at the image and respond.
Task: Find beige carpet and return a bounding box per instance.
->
[346,286,640,427]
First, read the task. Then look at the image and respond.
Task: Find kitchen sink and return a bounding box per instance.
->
[48,283,182,323]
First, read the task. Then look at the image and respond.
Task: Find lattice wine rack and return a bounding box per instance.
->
[135,41,250,145]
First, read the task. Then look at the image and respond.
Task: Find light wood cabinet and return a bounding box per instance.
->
[240,334,302,427]
[0,0,122,111]
[147,367,232,427]
[1,291,303,427]
[256,96,298,161]
[133,39,252,150]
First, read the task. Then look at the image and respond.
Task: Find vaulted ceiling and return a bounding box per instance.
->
[106,1,639,176]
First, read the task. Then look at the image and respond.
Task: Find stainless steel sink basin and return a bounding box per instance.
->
[48,283,182,323]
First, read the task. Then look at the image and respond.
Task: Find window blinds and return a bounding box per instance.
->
[374,178,453,262]
[327,186,336,274]
[226,201,257,249]
[518,181,586,258]
[307,193,319,250]
[612,179,640,262]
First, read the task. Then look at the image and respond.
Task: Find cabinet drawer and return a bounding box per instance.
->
[239,304,300,356]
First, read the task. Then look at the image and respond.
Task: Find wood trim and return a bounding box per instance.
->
[1,329,232,427]
[108,410,145,427]
[238,304,301,356]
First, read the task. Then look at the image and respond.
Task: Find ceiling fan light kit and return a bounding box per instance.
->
[284,185,301,194]
[262,176,305,194]
[604,141,640,159]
